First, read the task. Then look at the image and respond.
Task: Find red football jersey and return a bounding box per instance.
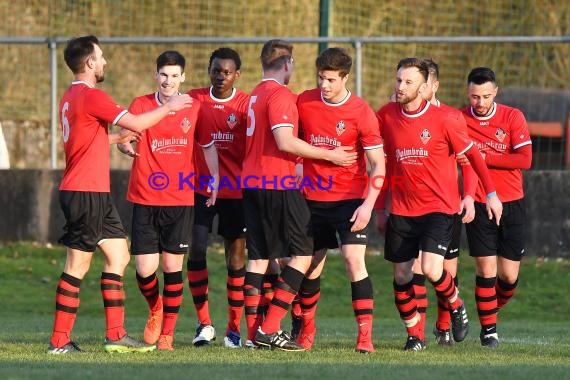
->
[126,92,212,206]
[297,89,383,201]
[462,102,531,202]
[377,101,473,216]
[59,81,127,192]
[190,87,249,199]
[242,79,299,190]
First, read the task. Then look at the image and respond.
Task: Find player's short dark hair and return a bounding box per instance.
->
[63,35,99,74]
[316,47,352,77]
[156,51,185,72]
[423,58,439,80]
[260,39,293,71]
[209,47,242,71]
[397,57,429,82]
[467,67,497,86]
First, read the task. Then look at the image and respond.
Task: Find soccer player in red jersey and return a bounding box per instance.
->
[242,39,357,351]
[461,67,532,348]
[376,57,502,351]
[49,35,192,354]
[186,47,249,348]
[376,59,478,346]
[294,47,385,353]
[121,51,218,351]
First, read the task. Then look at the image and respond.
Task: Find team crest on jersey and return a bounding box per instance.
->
[336,120,346,136]
[420,129,431,144]
[226,113,238,129]
[495,128,506,142]
[180,117,192,133]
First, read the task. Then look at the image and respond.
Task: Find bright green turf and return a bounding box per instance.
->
[0,242,569,380]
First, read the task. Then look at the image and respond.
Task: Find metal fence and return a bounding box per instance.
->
[1,35,569,170]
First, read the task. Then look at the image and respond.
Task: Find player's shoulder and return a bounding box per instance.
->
[129,92,156,109]
[437,101,462,117]
[496,102,525,118]
[376,100,398,115]
[348,92,374,110]
[233,88,251,106]
[188,87,209,99]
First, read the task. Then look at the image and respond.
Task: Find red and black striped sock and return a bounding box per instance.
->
[412,273,427,338]
[352,277,374,339]
[475,275,498,329]
[291,295,302,319]
[244,272,264,342]
[187,259,211,325]
[393,279,421,338]
[101,272,126,341]
[432,269,461,310]
[299,276,321,332]
[50,272,81,347]
[161,271,183,336]
[226,266,245,334]
[136,271,160,310]
[261,273,277,316]
[261,266,305,334]
[436,276,456,330]
[496,276,518,310]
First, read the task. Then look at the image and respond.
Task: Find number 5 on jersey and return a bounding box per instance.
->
[246,95,257,137]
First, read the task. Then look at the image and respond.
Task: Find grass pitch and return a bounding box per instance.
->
[0,242,569,380]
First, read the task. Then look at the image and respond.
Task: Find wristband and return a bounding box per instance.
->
[486,191,497,198]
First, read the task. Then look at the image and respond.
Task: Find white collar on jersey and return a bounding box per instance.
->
[261,78,285,86]
[470,102,497,120]
[154,91,181,106]
[321,90,351,107]
[71,80,94,88]
[209,86,236,103]
[400,100,430,118]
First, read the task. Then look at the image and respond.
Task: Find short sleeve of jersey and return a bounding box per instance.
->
[509,108,532,150]
[85,88,127,125]
[360,106,383,150]
[128,96,145,116]
[268,88,298,130]
[444,112,473,155]
[192,101,214,147]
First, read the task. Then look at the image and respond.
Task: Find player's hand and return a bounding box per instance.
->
[328,146,357,167]
[486,194,502,226]
[117,142,138,157]
[456,154,469,165]
[295,162,303,187]
[349,203,373,232]
[459,195,475,223]
[166,93,194,112]
[116,128,141,144]
[205,174,219,207]
[375,209,389,235]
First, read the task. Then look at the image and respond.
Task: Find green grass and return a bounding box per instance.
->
[1,242,569,380]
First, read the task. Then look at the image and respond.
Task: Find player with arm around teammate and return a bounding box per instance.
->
[242,39,357,351]
[294,47,385,353]
[48,35,192,354]
[122,50,218,351]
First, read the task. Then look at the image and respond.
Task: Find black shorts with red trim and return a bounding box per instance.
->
[466,199,526,261]
[194,193,246,240]
[130,204,193,255]
[445,213,462,259]
[308,199,368,251]
[58,191,126,252]
[243,189,313,260]
[385,212,455,263]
